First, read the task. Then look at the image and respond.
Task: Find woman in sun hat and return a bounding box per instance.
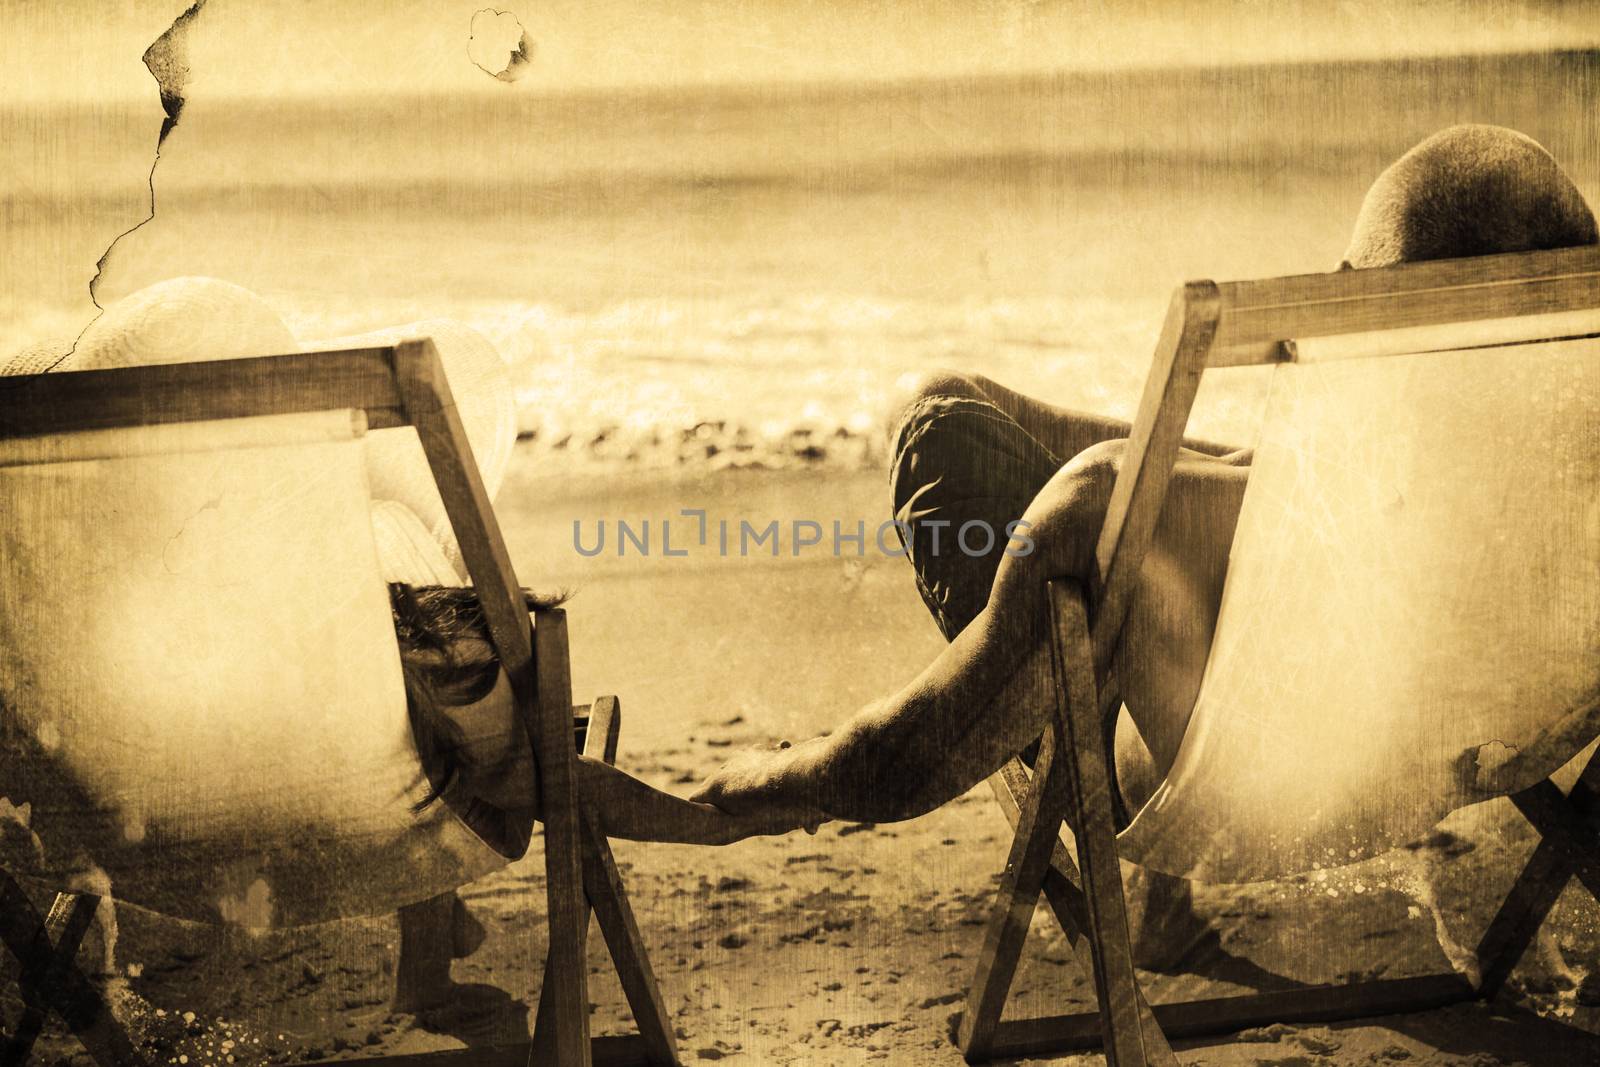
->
[0,279,802,938]
[2,275,807,1017]
[1,276,523,1001]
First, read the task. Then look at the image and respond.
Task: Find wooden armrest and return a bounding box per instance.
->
[571,695,622,765]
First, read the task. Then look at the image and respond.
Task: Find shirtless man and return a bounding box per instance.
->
[693,125,1600,966]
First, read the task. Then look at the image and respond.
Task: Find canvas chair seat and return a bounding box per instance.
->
[1118,327,1600,882]
[0,410,511,928]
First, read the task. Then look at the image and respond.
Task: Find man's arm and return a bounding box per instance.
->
[691,623,1057,825]
[693,442,1248,825]
[785,635,1057,822]
[695,445,1122,823]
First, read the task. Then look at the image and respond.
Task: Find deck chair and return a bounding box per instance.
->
[0,341,678,1066]
[957,244,1600,1064]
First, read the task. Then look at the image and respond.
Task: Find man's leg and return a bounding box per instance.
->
[887,373,1070,640]
[892,371,1246,474]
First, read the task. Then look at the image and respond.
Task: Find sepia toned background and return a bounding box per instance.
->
[4,1,1600,1063]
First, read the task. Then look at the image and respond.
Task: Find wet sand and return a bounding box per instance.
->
[14,463,1600,1065]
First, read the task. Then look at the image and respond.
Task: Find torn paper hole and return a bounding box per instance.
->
[468,9,533,82]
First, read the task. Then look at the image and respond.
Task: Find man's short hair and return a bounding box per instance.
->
[1344,125,1598,269]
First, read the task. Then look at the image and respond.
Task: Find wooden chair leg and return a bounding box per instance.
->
[528,610,593,1067]
[533,832,678,1067]
[961,585,1173,1065]
[989,758,1092,946]
[531,896,591,1065]
[0,878,140,1067]
[1049,579,1176,1067]
[582,821,677,1065]
[959,726,1076,1060]
[586,696,621,767]
[1476,745,1600,999]
[537,695,676,1065]
[988,759,1174,1032]
[577,694,673,1063]
[5,891,101,1065]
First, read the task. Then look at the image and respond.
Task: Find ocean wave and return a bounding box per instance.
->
[273,290,1270,472]
[0,290,1271,473]
[9,48,1590,209]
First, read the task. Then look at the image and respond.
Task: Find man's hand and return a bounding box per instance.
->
[692,740,829,835]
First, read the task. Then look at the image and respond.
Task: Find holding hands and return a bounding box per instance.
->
[580,739,830,846]
[692,739,829,838]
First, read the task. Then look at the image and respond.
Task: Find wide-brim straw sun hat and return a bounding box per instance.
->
[3,277,518,580]
[300,318,518,577]
[1,278,296,377]
[64,277,300,370]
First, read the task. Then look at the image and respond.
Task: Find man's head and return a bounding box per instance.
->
[1343,125,1597,269]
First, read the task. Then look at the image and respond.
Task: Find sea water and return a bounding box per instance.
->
[5,50,1596,468]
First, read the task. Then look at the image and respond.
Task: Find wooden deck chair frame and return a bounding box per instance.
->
[956,244,1600,1065]
[0,341,678,1067]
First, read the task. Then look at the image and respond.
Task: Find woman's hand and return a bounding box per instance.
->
[670,795,824,845]
[692,740,829,835]
[575,755,823,845]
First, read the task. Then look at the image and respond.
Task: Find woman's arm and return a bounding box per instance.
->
[577,756,819,844]
[436,664,819,846]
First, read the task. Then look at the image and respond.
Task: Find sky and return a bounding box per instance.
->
[2,0,1597,105]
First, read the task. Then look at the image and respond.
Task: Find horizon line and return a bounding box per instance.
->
[11,43,1597,110]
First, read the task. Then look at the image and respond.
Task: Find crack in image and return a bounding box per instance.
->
[89,0,207,311]
[5,1,210,384]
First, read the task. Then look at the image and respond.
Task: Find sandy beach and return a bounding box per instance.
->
[6,15,1600,1062]
[7,462,1595,1066]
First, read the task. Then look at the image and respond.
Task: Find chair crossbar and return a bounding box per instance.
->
[1209,244,1600,367]
[1474,750,1600,1000]
[971,973,1477,1060]
[986,759,1090,942]
[3,891,100,1065]
[301,1033,655,1067]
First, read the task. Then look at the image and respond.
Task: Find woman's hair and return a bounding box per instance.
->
[390,583,566,812]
